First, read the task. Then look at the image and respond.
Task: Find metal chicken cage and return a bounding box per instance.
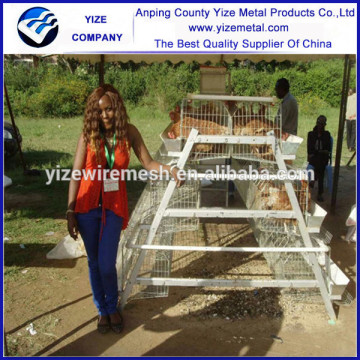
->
[118,94,347,322]
[164,94,281,162]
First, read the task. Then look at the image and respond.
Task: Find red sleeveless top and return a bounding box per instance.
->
[75,139,130,230]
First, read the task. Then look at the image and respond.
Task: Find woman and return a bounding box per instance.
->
[67,84,182,334]
[307,115,332,202]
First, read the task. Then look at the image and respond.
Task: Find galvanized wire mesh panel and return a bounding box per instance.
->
[251,178,310,212]
[119,182,154,295]
[334,289,354,306]
[270,252,315,280]
[232,101,280,162]
[232,158,310,235]
[232,157,316,282]
[252,179,310,235]
[310,226,333,245]
[150,178,200,211]
[124,178,200,300]
[235,180,309,224]
[253,228,316,280]
[181,99,231,134]
[119,163,163,299]
[119,148,196,298]
[180,99,231,161]
[133,247,172,299]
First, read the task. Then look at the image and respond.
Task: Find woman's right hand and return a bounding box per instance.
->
[171,167,185,188]
[67,212,79,240]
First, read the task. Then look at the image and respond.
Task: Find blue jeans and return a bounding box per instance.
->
[77,208,123,316]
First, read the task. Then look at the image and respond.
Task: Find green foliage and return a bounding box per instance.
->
[105,65,147,105]
[142,62,199,111]
[28,75,90,117]
[230,59,356,107]
[5,63,90,117]
[305,60,350,107]
[5,62,48,116]
[231,69,273,96]
[4,58,356,117]
[297,92,329,117]
[4,61,47,93]
[74,62,98,89]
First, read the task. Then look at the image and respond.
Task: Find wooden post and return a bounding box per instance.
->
[32,55,39,68]
[331,55,351,212]
[346,150,356,167]
[4,328,9,356]
[99,54,105,86]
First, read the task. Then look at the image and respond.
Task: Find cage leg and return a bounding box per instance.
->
[274,143,337,321]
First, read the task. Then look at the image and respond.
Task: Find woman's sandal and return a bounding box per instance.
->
[97,315,110,334]
[109,310,124,334]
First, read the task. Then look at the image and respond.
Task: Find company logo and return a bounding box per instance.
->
[17,7,58,48]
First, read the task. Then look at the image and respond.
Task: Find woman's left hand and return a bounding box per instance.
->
[171,167,185,188]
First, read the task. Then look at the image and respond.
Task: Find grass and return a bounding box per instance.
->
[3,104,355,283]
[294,106,355,167]
[3,106,170,282]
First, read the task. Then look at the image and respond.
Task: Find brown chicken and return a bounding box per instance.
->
[232,106,250,129]
[230,104,275,160]
[232,104,267,134]
[167,108,228,153]
[253,180,311,230]
[254,183,291,211]
[257,181,311,212]
[238,118,274,136]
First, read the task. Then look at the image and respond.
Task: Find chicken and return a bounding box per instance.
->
[232,105,251,130]
[257,181,311,212]
[230,104,275,160]
[168,116,227,138]
[167,108,228,153]
[254,183,291,211]
[239,118,274,136]
[268,185,292,210]
[240,118,275,160]
[253,180,311,230]
[232,104,268,135]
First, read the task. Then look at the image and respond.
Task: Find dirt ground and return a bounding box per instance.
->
[4,166,356,356]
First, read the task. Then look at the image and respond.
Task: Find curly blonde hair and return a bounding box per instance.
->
[83,84,130,163]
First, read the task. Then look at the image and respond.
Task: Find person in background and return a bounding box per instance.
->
[307,115,332,202]
[346,88,356,152]
[275,78,298,139]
